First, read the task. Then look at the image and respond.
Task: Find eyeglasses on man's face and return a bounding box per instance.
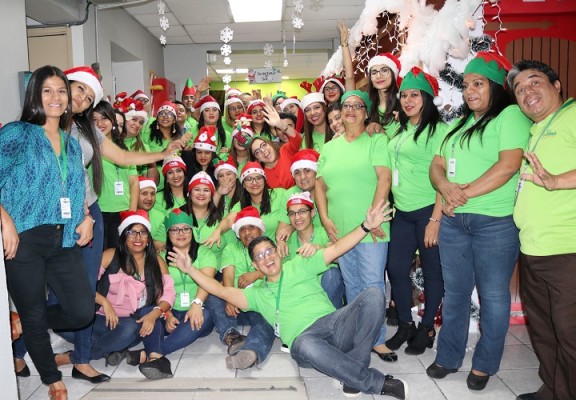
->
[253,246,277,262]
[287,209,311,218]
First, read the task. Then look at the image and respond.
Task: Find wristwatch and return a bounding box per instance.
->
[192,298,204,307]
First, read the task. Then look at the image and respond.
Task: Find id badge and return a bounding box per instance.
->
[60,197,72,219]
[392,169,399,187]
[114,181,124,196]
[180,292,190,308]
[448,158,456,178]
[516,178,525,194]
[274,321,281,337]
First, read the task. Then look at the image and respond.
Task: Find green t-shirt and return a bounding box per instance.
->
[167,245,217,311]
[184,116,199,138]
[317,133,391,243]
[220,240,259,287]
[243,251,334,348]
[302,130,326,153]
[148,207,166,243]
[514,99,576,256]
[388,122,448,211]
[221,118,234,149]
[377,106,400,140]
[97,158,137,212]
[439,105,531,216]
[152,194,187,218]
[231,188,289,237]
[191,216,228,264]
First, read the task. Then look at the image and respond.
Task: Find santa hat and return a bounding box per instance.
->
[156,101,177,117]
[286,191,314,210]
[301,92,326,111]
[247,100,266,115]
[232,118,255,148]
[367,53,401,79]
[181,78,196,98]
[291,149,320,176]
[225,88,242,101]
[225,95,244,109]
[138,176,157,191]
[214,155,238,177]
[162,155,187,175]
[464,51,512,87]
[64,66,104,106]
[130,90,149,102]
[114,92,128,108]
[280,97,302,112]
[118,98,148,123]
[165,208,194,231]
[320,76,345,93]
[232,206,266,238]
[194,126,218,152]
[118,210,151,235]
[187,171,215,194]
[400,67,443,106]
[195,95,220,113]
[240,161,266,183]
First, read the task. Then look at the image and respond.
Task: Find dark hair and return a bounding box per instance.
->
[323,85,344,105]
[162,167,186,210]
[94,101,127,150]
[114,110,126,135]
[180,192,223,227]
[241,180,272,215]
[199,110,227,149]
[215,176,242,215]
[396,91,441,144]
[250,137,278,164]
[303,102,331,149]
[442,79,512,150]
[183,148,217,185]
[326,103,342,136]
[367,71,399,127]
[278,112,297,125]
[250,120,274,141]
[20,65,72,130]
[149,114,180,146]
[247,236,276,260]
[165,223,199,265]
[117,223,164,301]
[507,59,563,97]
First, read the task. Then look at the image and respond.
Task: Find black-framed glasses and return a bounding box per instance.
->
[323,85,340,93]
[157,111,175,118]
[253,141,268,158]
[244,175,265,183]
[126,229,149,238]
[370,67,392,77]
[168,226,192,235]
[342,103,366,111]
[254,246,276,262]
[287,209,311,218]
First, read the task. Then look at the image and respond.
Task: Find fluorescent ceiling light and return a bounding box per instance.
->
[229,0,282,23]
[215,69,235,74]
[282,76,290,79]
[236,68,249,74]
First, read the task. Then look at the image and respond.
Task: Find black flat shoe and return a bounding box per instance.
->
[15,364,31,377]
[516,393,545,400]
[467,372,489,390]
[126,349,144,366]
[72,366,111,383]
[372,349,398,362]
[138,356,173,380]
[106,349,128,366]
[426,363,458,379]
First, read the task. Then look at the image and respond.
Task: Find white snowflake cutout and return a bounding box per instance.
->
[159,15,169,31]
[220,26,234,43]
[283,45,287,58]
[283,59,289,67]
[294,0,304,13]
[223,56,232,65]
[220,44,232,57]
[157,0,166,15]
[264,60,273,70]
[224,84,230,91]
[263,43,274,56]
[159,35,167,45]
[222,74,232,84]
[292,16,304,30]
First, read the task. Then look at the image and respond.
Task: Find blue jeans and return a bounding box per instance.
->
[90,314,140,360]
[291,287,386,394]
[435,214,519,375]
[338,242,388,345]
[205,295,275,363]
[321,267,344,309]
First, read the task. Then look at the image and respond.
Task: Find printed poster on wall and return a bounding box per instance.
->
[248,68,282,84]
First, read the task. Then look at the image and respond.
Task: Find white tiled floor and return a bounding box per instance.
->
[16,324,541,400]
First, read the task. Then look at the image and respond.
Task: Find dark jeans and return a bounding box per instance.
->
[520,253,576,400]
[387,204,443,325]
[101,211,121,250]
[291,287,386,394]
[5,225,93,384]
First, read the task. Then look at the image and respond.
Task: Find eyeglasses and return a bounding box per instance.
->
[370,67,392,77]
[126,229,149,238]
[252,141,268,158]
[131,117,145,125]
[287,209,311,218]
[342,103,366,111]
[228,106,244,113]
[253,246,276,262]
[157,111,175,118]
[244,175,265,183]
[323,85,340,93]
[168,226,192,235]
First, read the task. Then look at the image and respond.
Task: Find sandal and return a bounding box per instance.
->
[48,387,68,400]
[10,312,22,341]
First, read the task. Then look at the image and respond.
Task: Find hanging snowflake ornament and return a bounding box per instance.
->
[159,35,167,46]
[220,44,232,57]
[264,60,273,70]
[159,15,170,31]
[294,0,304,13]
[220,26,234,43]
[223,56,232,65]
[157,0,166,15]
[283,59,288,67]
[224,84,230,91]
[292,16,304,30]
[263,43,274,57]
[222,74,232,84]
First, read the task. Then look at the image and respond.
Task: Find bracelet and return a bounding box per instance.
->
[154,306,167,320]
[429,217,440,223]
[341,43,348,47]
[360,222,371,233]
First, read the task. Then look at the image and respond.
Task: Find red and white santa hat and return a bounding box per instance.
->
[194,126,218,152]
[64,66,104,106]
[240,161,266,183]
[367,53,401,78]
[130,90,149,103]
[247,100,266,115]
[301,92,326,111]
[286,191,314,210]
[280,97,302,112]
[232,206,266,238]
[118,209,151,235]
[319,76,345,93]
[290,149,320,176]
[156,101,177,117]
[225,95,244,109]
[187,171,215,194]
[225,87,242,101]
[195,95,220,113]
[162,155,187,175]
[214,155,238,177]
[118,98,148,123]
[232,121,255,148]
[138,176,157,191]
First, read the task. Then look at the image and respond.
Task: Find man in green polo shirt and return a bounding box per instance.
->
[168,200,408,399]
[137,177,166,251]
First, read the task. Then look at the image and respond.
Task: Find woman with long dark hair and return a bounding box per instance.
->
[195,95,228,152]
[366,53,402,136]
[248,100,274,141]
[154,155,188,217]
[301,93,330,152]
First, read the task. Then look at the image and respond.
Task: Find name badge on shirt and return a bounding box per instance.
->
[392,169,399,187]
[180,292,190,308]
[516,178,525,194]
[114,181,124,196]
[60,197,72,219]
[448,158,456,178]
[138,291,147,309]
[274,321,281,337]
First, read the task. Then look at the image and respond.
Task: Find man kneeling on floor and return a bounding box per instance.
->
[167,200,409,399]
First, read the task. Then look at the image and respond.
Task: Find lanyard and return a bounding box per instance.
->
[449,114,475,158]
[51,131,68,192]
[265,271,284,318]
[393,126,414,168]
[193,218,208,241]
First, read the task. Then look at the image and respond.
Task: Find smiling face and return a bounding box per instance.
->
[323,83,341,104]
[125,116,145,138]
[195,149,214,168]
[341,96,368,128]
[293,167,317,191]
[202,107,220,125]
[400,89,424,124]
[250,105,265,124]
[242,173,265,197]
[182,95,195,111]
[138,187,156,211]
[168,222,193,249]
[41,76,69,121]
[370,64,394,91]
[157,110,176,128]
[304,103,326,127]
[251,138,276,164]
[93,111,113,136]
[125,223,149,254]
[512,69,563,123]
[175,103,187,124]
[189,184,212,207]
[70,81,95,114]
[288,204,314,232]
[284,103,300,116]
[327,109,344,135]
[238,224,263,248]
[166,167,185,188]
[251,240,282,280]
[462,73,491,119]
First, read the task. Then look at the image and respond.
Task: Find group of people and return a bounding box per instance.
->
[0,31,574,400]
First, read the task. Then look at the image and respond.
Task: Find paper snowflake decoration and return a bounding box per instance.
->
[159,15,169,31]
[223,56,232,65]
[220,27,234,43]
[220,44,232,57]
[283,45,287,58]
[292,16,304,30]
[157,0,166,15]
[224,84,230,91]
[222,74,232,84]
[263,43,274,56]
[294,0,304,13]
[283,59,288,67]
[159,35,167,46]
[264,60,273,70]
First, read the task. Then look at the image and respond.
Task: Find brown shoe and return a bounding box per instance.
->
[223,328,247,356]
[225,350,257,369]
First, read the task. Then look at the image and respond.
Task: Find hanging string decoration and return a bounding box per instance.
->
[291,0,305,55]
[282,30,288,67]
[487,0,506,55]
[219,26,234,88]
[157,0,169,46]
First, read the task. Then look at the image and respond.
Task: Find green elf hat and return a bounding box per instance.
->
[463,51,512,86]
[165,208,194,232]
[340,90,373,113]
[272,90,287,104]
[400,66,443,106]
[181,78,196,98]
